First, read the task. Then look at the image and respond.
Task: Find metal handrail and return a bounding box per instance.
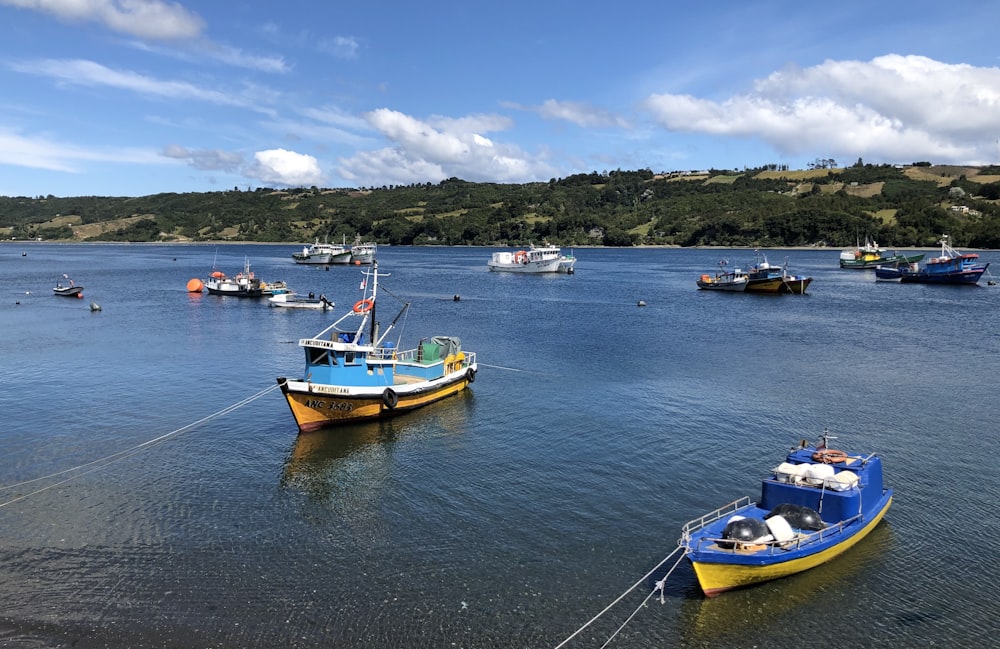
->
[685,512,864,555]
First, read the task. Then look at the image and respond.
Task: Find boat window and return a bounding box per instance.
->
[344,351,362,365]
[307,347,333,365]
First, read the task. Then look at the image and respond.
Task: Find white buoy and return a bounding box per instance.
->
[89,302,102,312]
[637,300,646,307]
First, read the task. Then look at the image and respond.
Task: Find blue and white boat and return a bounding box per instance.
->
[874,235,989,284]
[276,261,478,432]
[680,430,892,597]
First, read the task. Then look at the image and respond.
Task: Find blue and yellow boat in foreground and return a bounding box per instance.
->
[276,261,477,433]
[681,431,891,597]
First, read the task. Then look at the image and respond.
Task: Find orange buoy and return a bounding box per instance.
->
[187,278,204,292]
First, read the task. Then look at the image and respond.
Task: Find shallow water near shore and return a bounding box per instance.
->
[1,243,998,648]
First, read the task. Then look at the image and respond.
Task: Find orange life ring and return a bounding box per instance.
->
[812,448,848,464]
[353,299,374,314]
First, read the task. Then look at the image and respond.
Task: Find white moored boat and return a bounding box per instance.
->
[350,240,377,265]
[488,243,566,273]
[292,239,352,265]
[268,292,335,310]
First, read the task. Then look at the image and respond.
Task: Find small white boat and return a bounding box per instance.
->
[268,292,335,310]
[204,258,263,297]
[697,261,749,292]
[53,275,83,297]
[488,243,566,273]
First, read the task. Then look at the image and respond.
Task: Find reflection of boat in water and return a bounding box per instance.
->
[282,391,475,491]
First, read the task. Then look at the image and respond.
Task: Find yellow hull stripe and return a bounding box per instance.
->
[283,379,469,430]
[692,496,892,596]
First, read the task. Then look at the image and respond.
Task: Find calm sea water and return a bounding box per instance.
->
[1,243,998,648]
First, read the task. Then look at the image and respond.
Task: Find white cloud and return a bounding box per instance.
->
[338,109,556,186]
[162,145,242,171]
[641,54,1000,164]
[9,58,274,112]
[317,36,360,60]
[0,0,204,40]
[246,148,324,187]
[0,127,166,172]
[508,99,630,129]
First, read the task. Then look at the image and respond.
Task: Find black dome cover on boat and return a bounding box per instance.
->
[718,518,769,548]
[766,503,825,530]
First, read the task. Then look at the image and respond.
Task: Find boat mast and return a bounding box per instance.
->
[368,260,380,346]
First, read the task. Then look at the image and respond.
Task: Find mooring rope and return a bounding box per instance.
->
[0,383,280,509]
[476,362,531,373]
[553,546,685,649]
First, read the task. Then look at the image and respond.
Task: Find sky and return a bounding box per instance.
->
[2,1,1000,198]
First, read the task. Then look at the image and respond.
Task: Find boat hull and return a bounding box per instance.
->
[690,495,891,596]
[267,293,334,309]
[292,254,332,264]
[745,277,812,294]
[697,281,746,291]
[488,260,562,273]
[205,285,262,297]
[898,268,988,284]
[53,286,84,297]
[276,370,474,432]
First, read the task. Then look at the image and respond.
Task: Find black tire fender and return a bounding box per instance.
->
[466,367,476,383]
[382,388,398,410]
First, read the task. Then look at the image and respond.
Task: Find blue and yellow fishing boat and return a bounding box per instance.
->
[873,235,990,284]
[681,431,891,597]
[276,261,477,433]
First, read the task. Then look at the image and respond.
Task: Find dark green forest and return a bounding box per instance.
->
[3,162,1000,248]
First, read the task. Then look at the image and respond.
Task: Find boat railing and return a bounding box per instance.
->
[369,347,477,368]
[684,512,863,555]
[681,496,753,538]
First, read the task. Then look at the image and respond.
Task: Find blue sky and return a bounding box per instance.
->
[2,0,1000,197]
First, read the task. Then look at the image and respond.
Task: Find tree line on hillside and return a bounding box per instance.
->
[3,163,1000,248]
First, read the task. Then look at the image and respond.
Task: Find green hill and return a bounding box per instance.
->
[3,163,1000,248]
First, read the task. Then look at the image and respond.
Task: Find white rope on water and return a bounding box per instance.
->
[0,383,280,509]
[476,362,531,373]
[553,546,685,649]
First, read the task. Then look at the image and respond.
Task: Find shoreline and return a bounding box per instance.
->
[3,241,989,251]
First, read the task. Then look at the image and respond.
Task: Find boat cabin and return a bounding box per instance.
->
[762,447,884,523]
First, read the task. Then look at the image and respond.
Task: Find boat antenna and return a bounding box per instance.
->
[818,428,837,449]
